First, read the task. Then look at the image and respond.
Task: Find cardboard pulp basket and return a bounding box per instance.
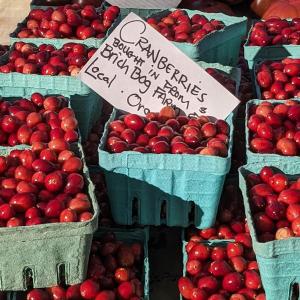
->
[7,227,149,300]
[119,7,163,19]
[0,143,99,291]
[9,4,119,48]
[147,9,247,66]
[244,20,300,71]
[98,109,234,228]
[239,162,300,300]
[245,99,300,165]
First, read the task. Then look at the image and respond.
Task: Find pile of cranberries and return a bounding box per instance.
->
[106,107,230,157]
[247,100,300,156]
[249,18,300,46]
[247,166,300,242]
[0,94,79,147]
[25,232,144,300]
[16,4,120,40]
[0,42,96,75]
[256,58,300,100]
[178,239,265,300]
[146,9,225,44]
[0,141,93,227]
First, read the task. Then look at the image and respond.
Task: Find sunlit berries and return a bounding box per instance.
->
[248,100,300,156]
[147,9,225,44]
[0,42,96,76]
[247,166,300,241]
[256,58,300,100]
[106,107,230,157]
[15,5,120,40]
[0,94,79,146]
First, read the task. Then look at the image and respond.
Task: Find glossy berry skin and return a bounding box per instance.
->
[106,107,230,157]
[0,93,78,146]
[248,101,300,156]
[247,166,300,242]
[222,272,244,293]
[178,277,194,299]
[147,10,225,44]
[256,59,300,100]
[0,42,96,78]
[16,5,119,40]
[80,280,100,300]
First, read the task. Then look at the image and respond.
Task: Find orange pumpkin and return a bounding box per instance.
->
[251,0,273,17]
[263,0,300,19]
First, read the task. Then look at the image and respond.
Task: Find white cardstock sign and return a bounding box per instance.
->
[79,13,240,120]
[106,0,181,8]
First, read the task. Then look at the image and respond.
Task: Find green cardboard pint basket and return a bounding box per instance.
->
[147,9,247,66]
[239,162,300,300]
[98,110,234,228]
[0,143,99,291]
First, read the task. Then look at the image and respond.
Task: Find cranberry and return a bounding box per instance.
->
[117,282,134,299]
[209,260,232,277]
[227,243,243,258]
[197,276,219,294]
[189,244,210,261]
[222,272,244,293]
[278,189,300,204]
[27,289,51,300]
[269,173,288,192]
[244,270,261,290]
[80,280,100,300]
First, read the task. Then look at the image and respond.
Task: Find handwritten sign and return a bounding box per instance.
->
[79,13,240,120]
[106,0,181,8]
